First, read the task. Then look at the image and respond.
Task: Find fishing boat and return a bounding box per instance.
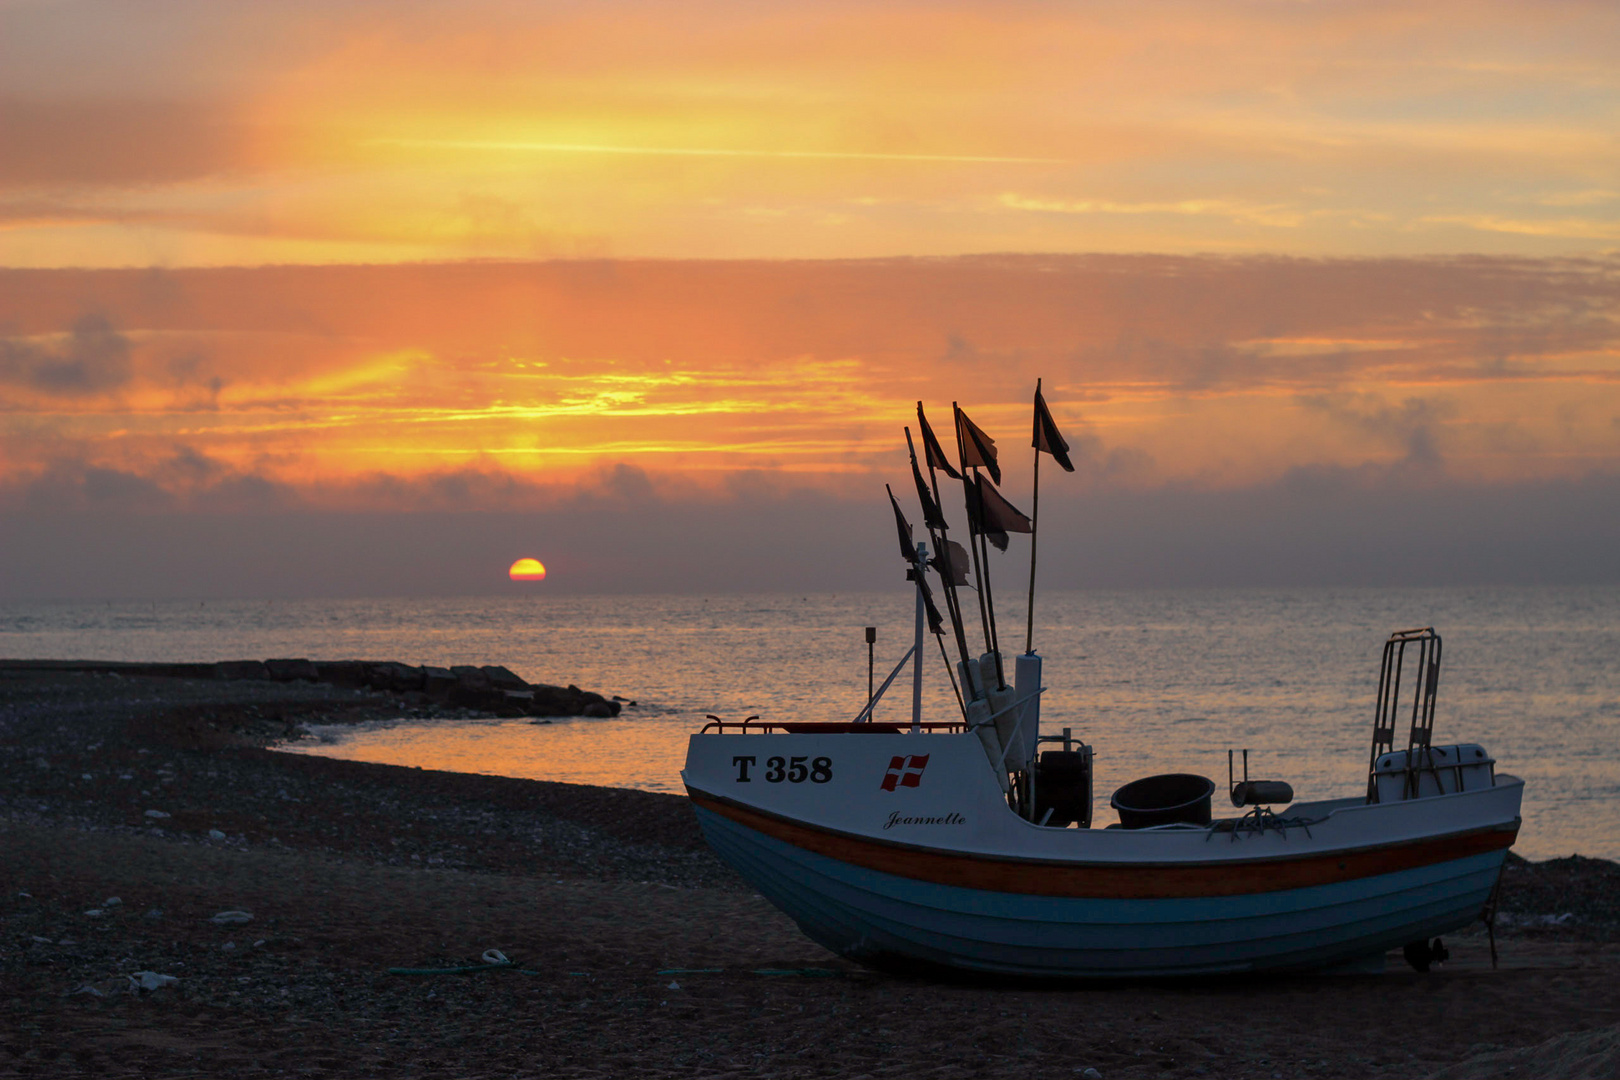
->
[681,390,1524,979]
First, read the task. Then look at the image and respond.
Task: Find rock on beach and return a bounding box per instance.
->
[0,657,622,719]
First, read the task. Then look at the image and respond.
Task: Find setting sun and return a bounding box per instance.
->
[508,557,547,582]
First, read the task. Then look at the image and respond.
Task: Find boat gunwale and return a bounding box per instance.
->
[685,783,1520,899]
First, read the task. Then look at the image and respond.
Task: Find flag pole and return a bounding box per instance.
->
[973,474,1006,688]
[904,426,969,718]
[1025,378,1042,655]
[918,403,973,671]
[953,403,995,660]
[906,425,971,670]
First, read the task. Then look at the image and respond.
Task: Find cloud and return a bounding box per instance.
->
[0,97,248,188]
[999,193,1305,229]
[1300,393,1457,469]
[0,255,1614,534]
[6,444,299,513]
[4,464,1617,599]
[0,313,132,396]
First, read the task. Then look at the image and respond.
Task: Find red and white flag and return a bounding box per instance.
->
[880,754,930,791]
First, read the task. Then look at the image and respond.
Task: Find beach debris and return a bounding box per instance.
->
[388,953,547,976]
[83,908,105,917]
[666,980,681,990]
[210,910,253,925]
[128,971,179,992]
[264,658,319,681]
[143,908,163,920]
[1078,1070,1102,1079]
[104,897,121,907]
[1497,911,1575,928]
[17,892,30,899]
[66,984,106,998]
[222,942,236,951]
[143,809,170,819]
[208,829,226,840]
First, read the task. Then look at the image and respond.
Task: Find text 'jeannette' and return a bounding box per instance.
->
[882,811,966,830]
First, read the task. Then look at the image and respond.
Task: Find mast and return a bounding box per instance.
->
[953,402,995,660]
[905,426,971,669]
[1025,379,1042,656]
[911,541,927,733]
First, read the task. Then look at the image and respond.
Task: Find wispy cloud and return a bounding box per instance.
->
[1420,214,1620,241]
[998,193,1305,228]
[2,255,1617,501]
[373,138,1062,166]
[5,1,1620,264]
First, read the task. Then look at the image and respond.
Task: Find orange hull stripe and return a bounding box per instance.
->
[688,789,1518,900]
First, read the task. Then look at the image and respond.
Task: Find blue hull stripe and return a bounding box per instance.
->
[695,806,1503,977]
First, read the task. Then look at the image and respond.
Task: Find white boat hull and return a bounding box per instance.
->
[683,731,1522,978]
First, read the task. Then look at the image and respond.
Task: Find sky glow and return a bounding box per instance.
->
[2,1,1618,597]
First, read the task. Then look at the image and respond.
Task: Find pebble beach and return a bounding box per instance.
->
[3,666,1618,1079]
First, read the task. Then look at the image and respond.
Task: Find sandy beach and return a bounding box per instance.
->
[3,669,1618,1079]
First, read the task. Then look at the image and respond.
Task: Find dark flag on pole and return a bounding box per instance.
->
[967,475,1032,551]
[955,407,1002,484]
[887,485,946,636]
[917,403,961,480]
[907,431,948,529]
[1033,384,1075,472]
[930,539,971,586]
[886,484,917,564]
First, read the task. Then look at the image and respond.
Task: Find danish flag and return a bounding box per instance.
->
[880,754,930,791]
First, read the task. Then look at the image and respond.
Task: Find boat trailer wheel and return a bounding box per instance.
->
[1402,937,1450,972]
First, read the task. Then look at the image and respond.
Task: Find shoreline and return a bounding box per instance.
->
[3,666,1619,1078]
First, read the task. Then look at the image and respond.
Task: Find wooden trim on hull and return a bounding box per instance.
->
[687,788,1519,900]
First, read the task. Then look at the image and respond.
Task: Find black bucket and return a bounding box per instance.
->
[1110,773,1215,829]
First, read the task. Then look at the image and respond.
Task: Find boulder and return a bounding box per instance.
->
[214,660,269,681]
[481,665,529,691]
[495,690,535,718]
[421,666,458,700]
[368,662,423,692]
[264,658,319,682]
[313,661,370,688]
[144,662,218,679]
[525,683,622,718]
[450,666,489,690]
[447,684,495,709]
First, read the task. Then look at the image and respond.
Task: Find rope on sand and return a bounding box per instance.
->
[388,949,546,976]
[390,953,843,978]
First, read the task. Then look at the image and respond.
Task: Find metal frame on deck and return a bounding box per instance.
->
[1366,627,1443,803]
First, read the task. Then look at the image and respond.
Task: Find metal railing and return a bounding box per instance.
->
[698,715,967,735]
[1366,627,1443,803]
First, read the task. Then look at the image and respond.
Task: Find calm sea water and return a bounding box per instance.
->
[3,587,1616,861]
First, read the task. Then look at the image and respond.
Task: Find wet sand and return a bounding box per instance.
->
[3,670,1618,1078]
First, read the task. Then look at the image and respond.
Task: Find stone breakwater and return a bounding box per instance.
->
[0,658,623,719]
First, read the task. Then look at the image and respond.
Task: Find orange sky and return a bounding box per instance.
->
[3,1,1618,268]
[3,2,1619,595]
[3,256,1617,512]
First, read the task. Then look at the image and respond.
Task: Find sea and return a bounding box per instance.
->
[3,586,1616,862]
